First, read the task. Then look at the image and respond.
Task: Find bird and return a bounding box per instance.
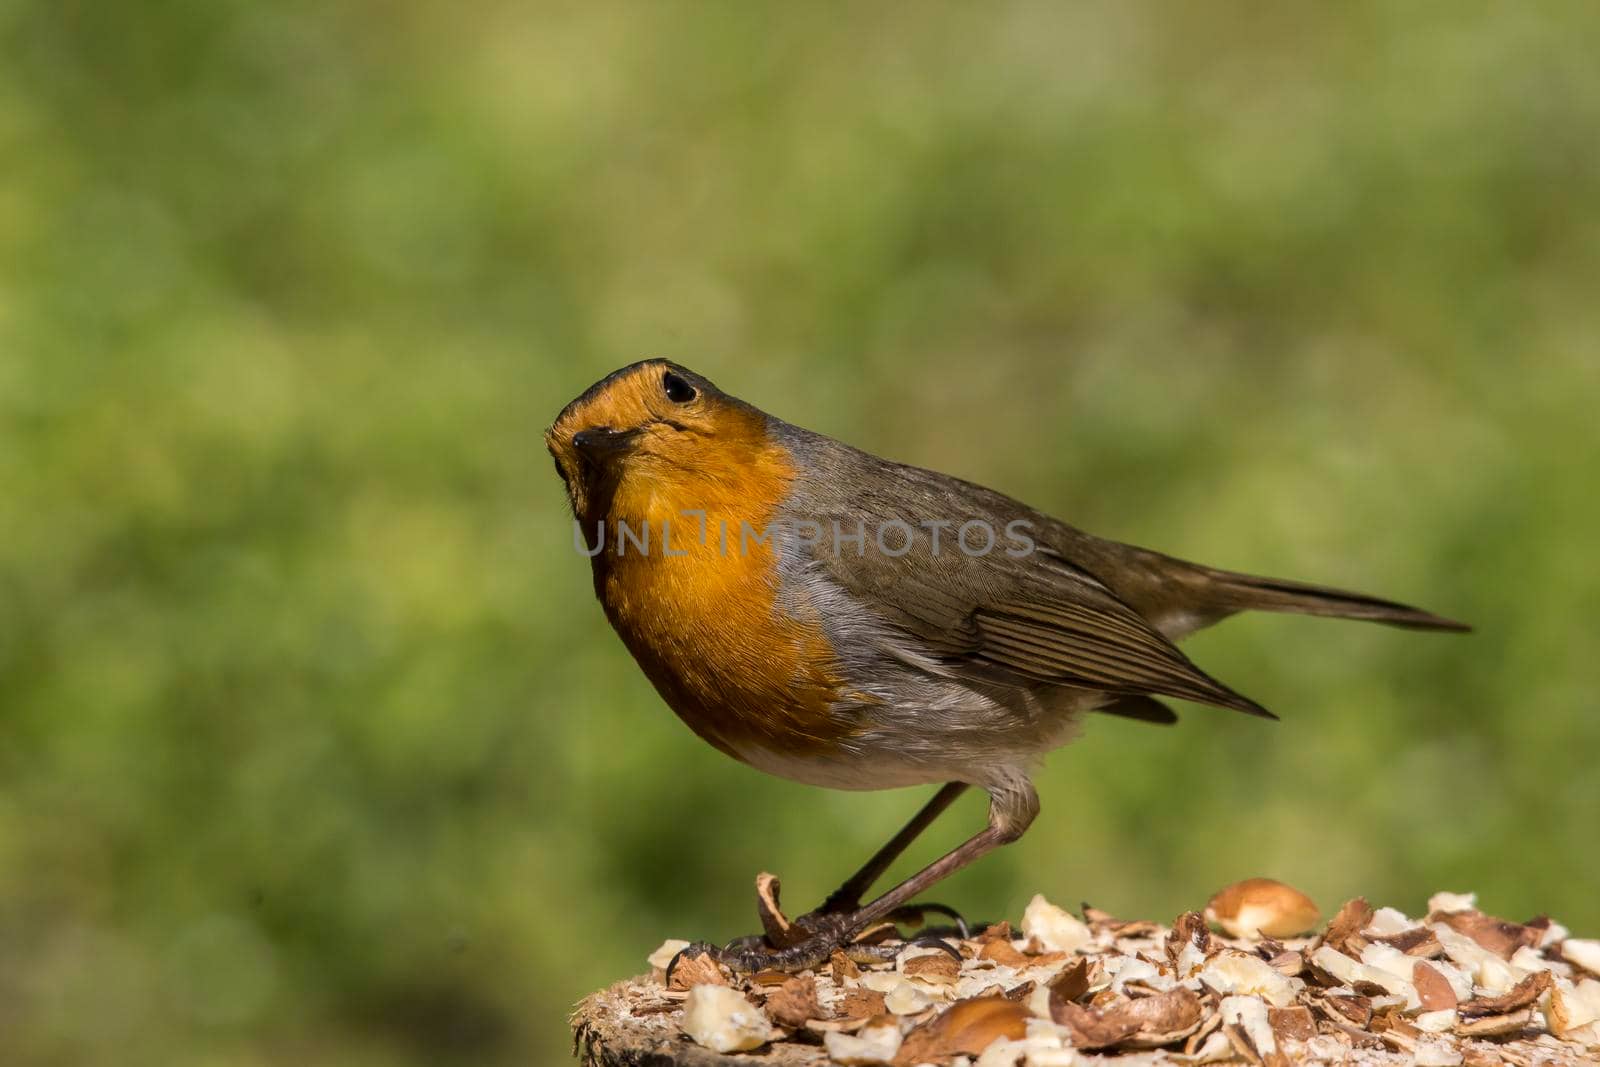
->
[545,359,1468,972]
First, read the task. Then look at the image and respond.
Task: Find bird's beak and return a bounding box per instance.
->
[571,425,641,457]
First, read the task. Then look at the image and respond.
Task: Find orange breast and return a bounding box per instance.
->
[596,435,857,761]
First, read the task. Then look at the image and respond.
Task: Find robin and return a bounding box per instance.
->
[546,359,1467,971]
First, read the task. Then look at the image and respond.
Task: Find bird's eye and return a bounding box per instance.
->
[662,370,697,403]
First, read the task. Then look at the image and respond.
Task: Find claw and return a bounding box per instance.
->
[833,933,960,966]
[904,934,964,961]
[664,941,720,987]
[671,912,881,975]
[851,921,901,945]
[722,933,767,954]
[669,894,972,978]
[838,940,903,964]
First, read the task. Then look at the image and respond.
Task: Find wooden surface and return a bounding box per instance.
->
[573,978,825,1067]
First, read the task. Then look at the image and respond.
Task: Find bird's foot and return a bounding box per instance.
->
[797,896,970,939]
[770,872,970,942]
[662,871,966,976]
[666,920,961,978]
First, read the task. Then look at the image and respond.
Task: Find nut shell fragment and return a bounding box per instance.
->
[902,951,961,985]
[1457,970,1550,1018]
[1453,1006,1533,1037]
[1267,1005,1315,1043]
[1321,897,1376,955]
[763,975,822,1028]
[1376,926,1442,957]
[666,950,728,992]
[1047,958,1091,1012]
[977,938,1031,969]
[837,988,889,1020]
[1433,909,1540,960]
[1219,993,1278,1063]
[1321,992,1374,1028]
[1431,921,1522,993]
[1052,986,1204,1050]
[1166,910,1214,966]
[1414,960,1459,1012]
[894,995,1030,1065]
[754,872,805,949]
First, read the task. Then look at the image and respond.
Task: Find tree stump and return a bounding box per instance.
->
[574,978,826,1067]
[570,887,1600,1066]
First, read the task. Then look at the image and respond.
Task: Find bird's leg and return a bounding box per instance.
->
[744,784,970,953]
[836,779,1036,939]
[679,780,1037,974]
[812,781,969,916]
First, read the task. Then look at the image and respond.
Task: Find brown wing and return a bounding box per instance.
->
[972,589,1274,718]
[786,446,1275,719]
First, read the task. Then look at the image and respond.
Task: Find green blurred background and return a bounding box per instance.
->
[3,2,1598,1064]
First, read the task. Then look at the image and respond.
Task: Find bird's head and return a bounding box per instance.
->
[546,360,766,525]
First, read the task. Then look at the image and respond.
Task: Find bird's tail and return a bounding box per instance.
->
[1198,566,1471,632]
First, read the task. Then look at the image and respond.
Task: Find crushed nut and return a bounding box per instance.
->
[763,974,822,1028]
[1454,1007,1533,1037]
[1549,976,1600,1044]
[680,983,776,1052]
[1219,993,1277,1063]
[1053,986,1203,1050]
[1021,894,1092,954]
[1458,971,1551,1018]
[903,951,962,986]
[838,987,889,1019]
[1046,957,1091,1011]
[825,1019,902,1065]
[645,938,691,972]
[1376,926,1443,957]
[1428,891,1478,914]
[884,978,935,1015]
[1205,878,1320,940]
[1267,1004,1315,1043]
[1366,906,1420,938]
[1563,938,1600,977]
[592,888,1600,1067]
[1321,897,1376,955]
[1433,910,1541,960]
[1200,949,1301,1007]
